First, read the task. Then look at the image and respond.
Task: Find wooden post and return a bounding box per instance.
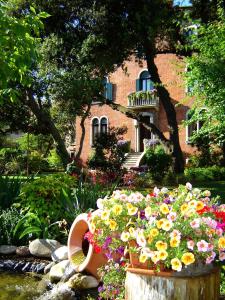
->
[125,267,220,300]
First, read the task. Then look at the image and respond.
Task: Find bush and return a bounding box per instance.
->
[184,166,225,182]
[0,176,23,209]
[19,174,78,226]
[143,145,172,182]
[0,207,26,245]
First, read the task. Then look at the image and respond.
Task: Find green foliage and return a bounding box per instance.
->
[87,126,127,172]
[0,2,49,102]
[19,174,77,225]
[0,207,26,245]
[0,175,22,209]
[143,145,172,181]
[184,166,225,182]
[47,149,63,169]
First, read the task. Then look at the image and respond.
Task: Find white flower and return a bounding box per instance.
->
[97,198,104,209]
[186,182,192,190]
[161,187,169,194]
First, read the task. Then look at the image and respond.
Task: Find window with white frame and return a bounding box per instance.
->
[91,116,108,145]
[186,109,204,143]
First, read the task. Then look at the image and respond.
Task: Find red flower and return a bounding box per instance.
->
[94,245,102,253]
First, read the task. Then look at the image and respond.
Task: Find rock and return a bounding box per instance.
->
[29,239,61,258]
[51,246,68,262]
[60,262,77,282]
[66,273,99,289]
[16,246,30,256]
[49,260,70,282]
[44,261,56,274]
[0,245,17,255]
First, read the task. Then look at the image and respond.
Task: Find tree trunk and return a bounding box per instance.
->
[75,104,91,159]
[145,49,184,173]
[25,90,70,168]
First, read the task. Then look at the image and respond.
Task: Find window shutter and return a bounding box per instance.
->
[106,82,113,101]
[136,79,141,91]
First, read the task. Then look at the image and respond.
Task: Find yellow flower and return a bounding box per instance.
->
[128,227,136,237]
[139,253,148,263]
[101,210,110,220]
[145,206,152,218]
[196,201,204,211]
[151,251,160,264]
[160,204,170,215]
[112,204,123,215]
[149,228,159,237]
[158,250,168,261]
[161,220,173,231]
[147,237,153,244]
[155,241,168,251]
[121,231,130,242]
[90,222,96,233]
[128,206,138,216]
[156,218,166,229]
[218,237,225,249]
[171,258,182,271]
[181,252,195,265]
[126,203,133,210]
[170,237,180,248]
[109,220,118,231]
[180,203,188,213]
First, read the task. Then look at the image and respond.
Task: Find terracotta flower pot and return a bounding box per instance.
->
[67,213,107,279]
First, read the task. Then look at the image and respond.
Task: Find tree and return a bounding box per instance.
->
[0,2,48,102]
[185,10,225,165]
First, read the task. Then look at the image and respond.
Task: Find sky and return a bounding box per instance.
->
[174,0,192,6]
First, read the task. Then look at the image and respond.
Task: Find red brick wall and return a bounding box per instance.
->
[75,54,195,163]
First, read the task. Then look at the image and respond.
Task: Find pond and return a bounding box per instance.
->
[0,271,43,300]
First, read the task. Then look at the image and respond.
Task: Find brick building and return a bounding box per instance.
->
[75,54,196,165]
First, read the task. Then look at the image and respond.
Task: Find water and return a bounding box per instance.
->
[0,271,43,300]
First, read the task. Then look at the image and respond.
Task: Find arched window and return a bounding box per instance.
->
[136,70,154,91]
[92,118,99,144]
[100,117,108,134]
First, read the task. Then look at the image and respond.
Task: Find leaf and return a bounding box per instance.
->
[38,12,51,19]
[19,226,42,239]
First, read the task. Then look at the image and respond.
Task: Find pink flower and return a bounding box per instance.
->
[216,228,223,236]
[187,240,195,250]
[208,243,214,251]
[197,240,209,252]
[190,219,201,229]
[167,212,177,222]
[186,182,192,190]
[202,217,217,229]
[219,252,225,261]
[206,252,216,264]
[170,230,181,239]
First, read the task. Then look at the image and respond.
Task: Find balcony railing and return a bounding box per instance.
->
[127,91,159,109]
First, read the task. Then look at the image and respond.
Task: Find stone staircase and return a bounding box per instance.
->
[123,152,144,169]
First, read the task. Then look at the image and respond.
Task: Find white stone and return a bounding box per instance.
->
[0,245,17,254]
[49,260,70,282]
[51,246,68,262]
[66,273,99,289]
[29,239,61,258]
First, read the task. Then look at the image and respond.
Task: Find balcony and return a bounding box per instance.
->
[127,90,159,109]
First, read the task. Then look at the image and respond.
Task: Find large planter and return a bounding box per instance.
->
[125,264,220,300]
[67,213,107,279]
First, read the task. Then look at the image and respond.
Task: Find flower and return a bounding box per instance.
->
[112,204,123,216]
[158,250,168,260]
[170,237,180,248]
[186,182,192,190]
[127,205,138,216]
[218,237,225,249]
[121,231,130,242]
[139,253,148,263]
[149,228,159,237]
[187,240,195,250]
[190,219,201,229]
[161,220,173,231]
[181,252,195,265]
[155,241,168,251]
[101,210,110,220]
[197,240,209,252]
[109,220,118,231]
[160,203,170,215]
[145,206,152,218]
[171,258,182,271]
[196,201,205,211]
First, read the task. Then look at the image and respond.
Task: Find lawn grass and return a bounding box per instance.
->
[192,181,225,201]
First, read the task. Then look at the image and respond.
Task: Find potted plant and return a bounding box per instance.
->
[86,184,223,299]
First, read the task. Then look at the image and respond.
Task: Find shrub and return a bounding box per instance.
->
[143,145,172,182]
[184,166,225,182]
[0,207,26,245]
[19,174,78,226]
[0,176,22,209]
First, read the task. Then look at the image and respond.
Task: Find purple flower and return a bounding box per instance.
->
[140,210,146,219]
[116,246,125,255]
[98,285,104,292]
[164,198,171,204]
